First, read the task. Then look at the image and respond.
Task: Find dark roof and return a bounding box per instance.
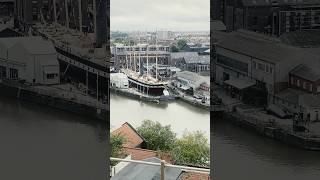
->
[0,28,22,38]
[242,0,320,7]
[216,30,320,64]
[111,157,183,180]
[290,64,320,81]
[280,30,320,48]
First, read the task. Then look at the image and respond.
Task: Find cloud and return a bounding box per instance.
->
[110,0,209,31]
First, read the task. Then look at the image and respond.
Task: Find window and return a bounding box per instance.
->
[270,67,273,74]
[10,68,18,79]
[303,82,306,89]
[310,84,313,91]
[253,61,256,69]
[258,63,265,71]
[291,77,294,85]
[47,74,57,79]
[297,79,300,87]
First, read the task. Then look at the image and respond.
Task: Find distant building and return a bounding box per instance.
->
[214,30,319,96]
[112,44,171,71]
[213,0,320,36]
[171,52,210,75]
[181,42,209,54]
[0,36,60,85]
[289,64,320,94]
[174,71,210,95]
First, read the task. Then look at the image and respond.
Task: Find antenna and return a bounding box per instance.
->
[78,0,82,32]
[65,0,69,29]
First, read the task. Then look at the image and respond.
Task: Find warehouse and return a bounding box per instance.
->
[0,36,60,85]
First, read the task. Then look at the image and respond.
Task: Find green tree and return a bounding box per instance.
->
[177,39,187,50]
[137,120,176,151]
[170,45,180,52]
[110,133,127,158]
[171,131,210,167]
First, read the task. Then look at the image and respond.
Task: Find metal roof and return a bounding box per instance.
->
[171,52,209,64]
[242,0,320,7]
[216,30,320,64]
[0,36,56,55]
[111,157,183,180]
[290,64,320,81]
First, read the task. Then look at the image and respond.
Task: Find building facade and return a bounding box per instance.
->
[213,0,320,36]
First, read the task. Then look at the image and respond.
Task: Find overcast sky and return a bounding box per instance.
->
[110,0,210,31]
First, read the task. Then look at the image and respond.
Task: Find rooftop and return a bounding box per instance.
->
[0,36,56,55]
[111,157,183,180]
[112,122,145,148]
[216,30,320,64]
[290,64,320,81]
[242,0,320,7]
[171,52,209,64]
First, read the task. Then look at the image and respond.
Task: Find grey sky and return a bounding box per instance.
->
[110,0,210,31]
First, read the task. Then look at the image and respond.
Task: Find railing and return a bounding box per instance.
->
[110,157,210,180]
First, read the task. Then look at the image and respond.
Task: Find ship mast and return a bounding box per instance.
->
[53,0,57,24]
[64,0,69,29]
[78,0,82,32]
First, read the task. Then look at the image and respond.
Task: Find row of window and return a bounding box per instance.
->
[291,77,313,92]
[116,47,170,52]
[253,61,273,74]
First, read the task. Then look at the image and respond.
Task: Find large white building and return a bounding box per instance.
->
[214,30,320,95]
[0,36,60,85]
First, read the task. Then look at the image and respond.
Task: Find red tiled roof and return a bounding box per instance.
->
[123,146,172,164]
[112,122,145,148]
[181,172,210,180]
[124,147,157,160]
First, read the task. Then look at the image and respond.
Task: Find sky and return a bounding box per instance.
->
[110,0,210,31]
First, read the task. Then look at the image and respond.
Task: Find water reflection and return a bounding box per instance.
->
[0,96,107,180]
[212,116,320,180]
[110,93,210,139]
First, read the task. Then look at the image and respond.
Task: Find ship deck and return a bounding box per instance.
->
[121,69,168,86]
[33,23,105,67]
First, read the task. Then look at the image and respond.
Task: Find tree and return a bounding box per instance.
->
[137,120,176,151]
[170,45,180,52]
[171,131,210,167]
[110,133,127,158]
[177,39,187,50]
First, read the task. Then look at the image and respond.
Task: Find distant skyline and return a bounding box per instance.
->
[110,0,210,31]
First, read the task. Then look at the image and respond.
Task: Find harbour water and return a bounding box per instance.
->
[0,96,107,180]
[110,93,210,140]
[212,117,320,180]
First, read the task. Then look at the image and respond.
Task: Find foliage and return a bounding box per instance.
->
[177,39,187,49]
[110,133,127,158]
[171,131,210,167]
[137,120,177,151]
[170,45,180,52]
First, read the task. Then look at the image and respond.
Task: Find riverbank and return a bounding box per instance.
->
[111,85,210,110]
[218,107,320,150]
[0,79,108,121]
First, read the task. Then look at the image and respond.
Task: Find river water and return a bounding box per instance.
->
[110,93,210,140]
[212,116,320,180]
[0,96,107,180]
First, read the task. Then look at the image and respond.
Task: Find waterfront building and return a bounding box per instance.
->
[213,0,320,36]
[0,36,60,84]
[171,52,210,75]
[110,73,129,89]
[174,71,210,95]
[112,44,170,71]
[214,30,318,96]
[180,42,210,54]
[289,64,320,94]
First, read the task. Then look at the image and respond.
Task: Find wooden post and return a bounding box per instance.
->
[160,160,165,180]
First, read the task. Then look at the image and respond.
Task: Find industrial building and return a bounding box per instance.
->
[213,0,320,36]
[0,36,60,85]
